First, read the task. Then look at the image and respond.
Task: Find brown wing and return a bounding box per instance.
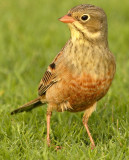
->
[38,47,66,96]
[38,68,57,96]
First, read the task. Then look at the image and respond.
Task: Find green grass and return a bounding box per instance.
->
[0,0,129,159]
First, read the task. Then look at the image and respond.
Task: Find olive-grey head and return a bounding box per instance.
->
[59,4,108,43]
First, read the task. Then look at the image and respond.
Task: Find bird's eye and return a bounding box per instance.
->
[81,14,89,21]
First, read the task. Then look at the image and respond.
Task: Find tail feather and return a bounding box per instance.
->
[11,97,45,115]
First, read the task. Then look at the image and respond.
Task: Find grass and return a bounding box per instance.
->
[0,0,129,159]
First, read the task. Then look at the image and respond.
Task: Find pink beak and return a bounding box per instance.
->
[59,15,75,23]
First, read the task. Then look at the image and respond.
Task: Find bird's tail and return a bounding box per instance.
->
[11,97,45,115]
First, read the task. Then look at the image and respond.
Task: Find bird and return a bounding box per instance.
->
[11,4,116,149]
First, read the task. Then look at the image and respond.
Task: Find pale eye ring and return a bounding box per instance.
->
[81,14,90,21]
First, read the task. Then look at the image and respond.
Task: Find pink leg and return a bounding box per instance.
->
[82,103,96,149]
[46,112,52,147]
[46,111,62,150]
[83,121,95,149]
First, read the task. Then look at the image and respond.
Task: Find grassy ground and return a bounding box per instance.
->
[0,0,129,159]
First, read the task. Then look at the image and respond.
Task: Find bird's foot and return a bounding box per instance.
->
[55,146,62,151]
[47,138,51,147]
[91,143,95,150]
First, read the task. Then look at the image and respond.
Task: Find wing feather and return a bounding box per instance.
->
[38,49,65,96]
[38,70,57,96]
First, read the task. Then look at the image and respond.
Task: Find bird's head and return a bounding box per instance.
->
[59,4,108,43]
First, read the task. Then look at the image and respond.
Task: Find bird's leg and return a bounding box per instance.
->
[82,103,97,149]
[46,110,62,150]
[46,111,52,147]
[82,118,95,149]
